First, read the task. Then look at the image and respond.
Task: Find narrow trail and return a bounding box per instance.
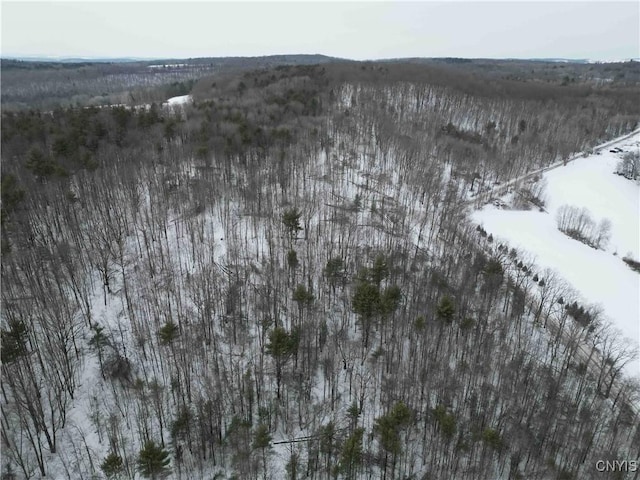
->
[467,128,640,208]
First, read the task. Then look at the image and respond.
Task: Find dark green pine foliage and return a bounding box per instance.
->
[370,254,389,286]
[100,452,124,478]
[352,280,380,320]
[0,320,28,364]
[482,428,504,451]
[337,427,364,480]
[352,279,380,349]
[25,147,67,180]
[379,284,402,316]
[88,324,109,351]
[433,405,457,440]
[88,324,110,379]
[292,284,314,306]
[253,424,272,476]
[324,257,346,288]
[285,451,300,480]
[158,321,179,345]
[0,173,25,226]
[287,249,299,269]
[282,207,303,239]
[352,259,402,348]
[137,440,171,479]
[170,406,192,443]
[319,421,337,469]
[252,424,271,450]
[266,327,299,359]
[374,402,412,456]
[266,327,299,398]
[436,295,456,323]
[483,259,505,293]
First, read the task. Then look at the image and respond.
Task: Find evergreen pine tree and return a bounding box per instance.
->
[285,451,300,480]
[379,285,402,317]
[324,257,346,291]
[101,452,124,479]
[137,440,171,479]
[292,284,314,306]
[266,327,299,398]
[253,424,272,477]
[282,208,303,241]
[370,254,389,286]
[338,427,364,480]
[158,321,179,345]
[436,296,456,323]
[89,324,109,379]
[0,320,28,364]
[352,279,380,348]
[287,249,299,269]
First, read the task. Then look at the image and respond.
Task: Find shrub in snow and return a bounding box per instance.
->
[514,179,547,210]
[555,205,611,250]
[614,151,640,181]
[622,256,640,273]
[103,352,133,384]
[565,301,596,328]
[476,225,487,237]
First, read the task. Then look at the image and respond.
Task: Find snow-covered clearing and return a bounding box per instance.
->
[472,132,640,377]
[149,64,189,69]
[165,94,192,106]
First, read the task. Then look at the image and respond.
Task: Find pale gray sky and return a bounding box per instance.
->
[1,1,638,61]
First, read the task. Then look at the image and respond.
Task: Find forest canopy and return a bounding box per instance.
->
[1,58,639,480]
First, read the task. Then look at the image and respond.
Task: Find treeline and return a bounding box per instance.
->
[1,63,639,479]
[395,57,640,87]
[0,62,214,111]
[0,55,341,111]
[556,205,612,250]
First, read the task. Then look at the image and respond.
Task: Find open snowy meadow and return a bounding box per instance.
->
[473,132,640,376]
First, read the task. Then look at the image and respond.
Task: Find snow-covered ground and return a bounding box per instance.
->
[148,64,189,69]
[472,132,640,377]
[165,94,192,106]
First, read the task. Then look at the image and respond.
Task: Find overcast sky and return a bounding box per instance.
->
[1,1,638,61]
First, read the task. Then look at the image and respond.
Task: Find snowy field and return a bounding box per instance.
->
[473,132,640,377]
[165,94,192,106]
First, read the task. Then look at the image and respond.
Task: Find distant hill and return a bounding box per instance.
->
[2,54,638,111]
[2,56,147,63]
[1,54,343,67]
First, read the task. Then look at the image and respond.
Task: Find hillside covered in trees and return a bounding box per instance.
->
[1,59,639,479]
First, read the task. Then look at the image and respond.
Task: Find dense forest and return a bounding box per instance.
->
[0,55,338,111]
[1,59,639,479]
